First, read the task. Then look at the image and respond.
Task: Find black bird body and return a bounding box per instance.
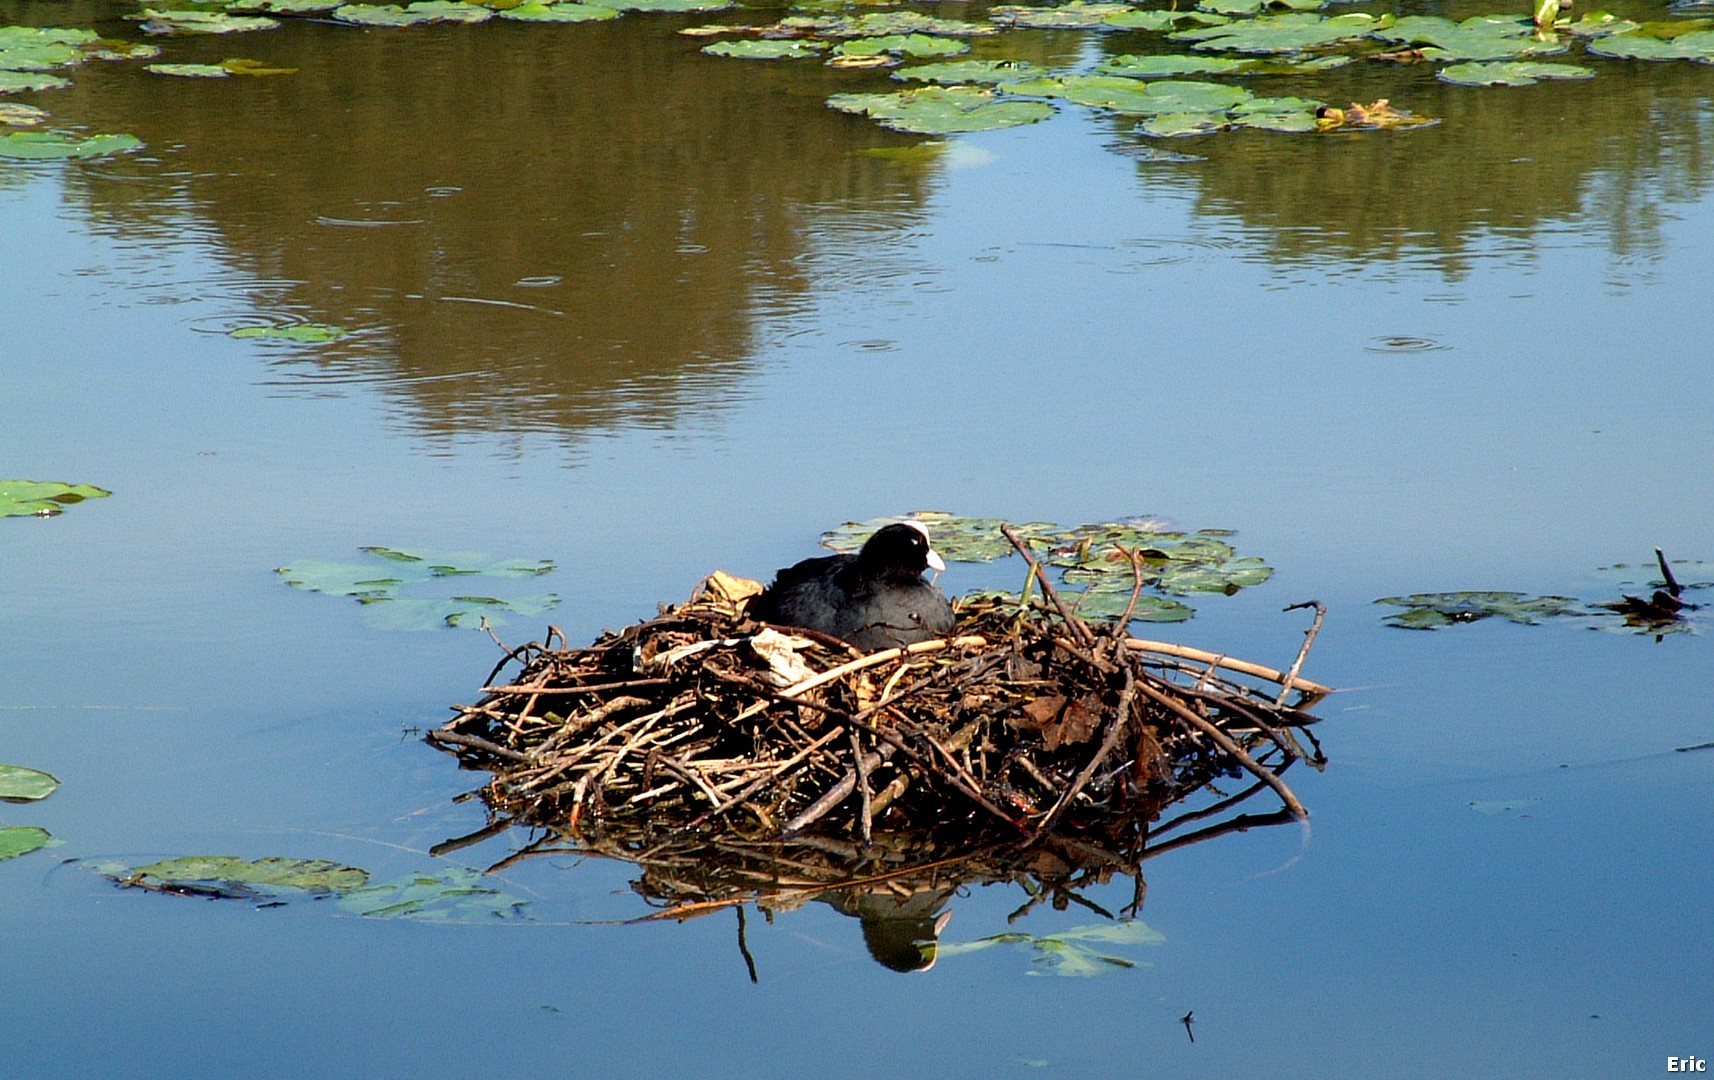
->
[751,522,954,652]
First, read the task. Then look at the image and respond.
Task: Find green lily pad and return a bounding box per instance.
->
[828,86,1053,134]
[1564,11,1640,36]
[0,764,59,802]
[892,58,1038,83]
[0,479,112,516]
[136,9,282,33]
[1065,586,1195,621]
[989,2,1136,29]
[1051,527,1273,595]
[334,1,493,24]
[1134,110,1227,136]
[231,322,348,341]
[279,547,558,631]
[1228,95,1322,130]
[1437,59,1594,84]
[1095,53,1252,77]
[335,868,530,920]
[0,42,82,72]
[1371,15,1567,61]
[1585,28,1714,59]
[119,855,369,894]
[1102,9,1229,31]
[606,0,730,11]
[0,827,53,862]
[783,12,995,38]
[1375,591,1589,629]
[820,512,1059,563]
[496,1,620,19]
[1171,11,1384,53]
[146,62,231,76]
[1199,0,1322,12]
[0,72,71,93]
[702,38,825,58]
[1017,75,1252,115]
[225,0,344,12]
[834,33,970,58]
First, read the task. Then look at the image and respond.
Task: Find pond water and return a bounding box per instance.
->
[3,0,1713,1074]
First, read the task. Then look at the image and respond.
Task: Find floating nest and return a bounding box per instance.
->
[430,538,1332,898]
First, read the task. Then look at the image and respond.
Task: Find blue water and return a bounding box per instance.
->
[3,6,1713,1076]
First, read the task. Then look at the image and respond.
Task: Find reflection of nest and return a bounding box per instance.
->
[430,538,1332,921]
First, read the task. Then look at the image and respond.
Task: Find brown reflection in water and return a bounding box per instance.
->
[1099,38,1714,272]
[36,9,937,436]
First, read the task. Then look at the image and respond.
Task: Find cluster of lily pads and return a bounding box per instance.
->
[820,511,1273,623]
[277,546,560,630]
[1376,555,1710,634]
[0,27,153,158]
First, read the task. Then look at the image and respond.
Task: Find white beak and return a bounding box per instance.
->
[926,548,946,573]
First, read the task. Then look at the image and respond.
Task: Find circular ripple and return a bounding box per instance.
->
[1365,335,1449,354]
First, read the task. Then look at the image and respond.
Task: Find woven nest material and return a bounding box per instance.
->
[430,563,1331,865]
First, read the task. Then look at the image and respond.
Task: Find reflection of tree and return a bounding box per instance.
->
[1102,54,1714,272]
[47,15,934,439]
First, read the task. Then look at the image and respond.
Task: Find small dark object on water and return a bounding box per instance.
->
[750,521,954,652]
[1181,1010,1195,1043]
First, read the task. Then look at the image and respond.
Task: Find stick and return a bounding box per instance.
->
[1002,524,1098,647]
[1275,600,1326,708]
[1134,678,1307,820]
[1030,666,1136,839]
[1124,639,1332,695]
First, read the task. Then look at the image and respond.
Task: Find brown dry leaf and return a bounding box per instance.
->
[698,569,764,605]
[1012,694,1067,733]
[1048,694,1100,750]
[1132,724,1172,787]
[827,53,897,69]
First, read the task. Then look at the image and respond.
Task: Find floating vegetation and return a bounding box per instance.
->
[1094,51,1346,76]
[277,546,559,631]
[430,531,1328,886]
[0,24,158,93]
[1585,26,1714,60]
[231,322,347,341]
[989,2,1142,30]
[1169,11,1385,54]
[332,868,530,920]
[1313,98,1436,131]
[1437,59,1595,84]
[1376,591,1590,629]
[334,1,493,25]
[1370,14,1569,61]
[828,86,1054,134]
[1379,550,1707,634]
[0,102,46,125]
[1199,0,1324,14]
[0,479,111,517]
[135,8,283,33]
[702,38,826,59]
[893,58,1044,84]
[496,2,621,21]
[779,12,996,38]
[98,856,532,918]
[146,57,298,76]
[938,919,1165,976]
[0,827,53,862]
[0,764,60,802]
[834,33,970,58]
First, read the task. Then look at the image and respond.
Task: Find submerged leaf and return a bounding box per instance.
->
[122,855,370,893]
[336,868,530,920]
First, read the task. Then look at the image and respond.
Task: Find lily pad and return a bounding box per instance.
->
[1171,11,1384,54]
[146,62,231,76]
[334,1,493,24]
[1564,11,1640,36]
[279,547,558,631]
[232,322,347,341]
[0,72,71,94]
[1102,9,1229,31]
[0,479,112,516]
[225,0,344,12]
[893,58,1041,83]
[136,9,282,34]
[1199,0,1322,13]
[834,33,970,58]
[0,102,47,125]
[1437,60,1594,85]
[1375,591,1589,629]
[605,0,730,11]
[496,2,620,20]
[827,86,1053,134]
[117,855,369,895]
[702,38,825,58]
[335,868,530,920]
[1134,110,1227,136]
[1095,53,1253,77]
[1371,15,1567,61]
[1584,28,1714,59]
[783,12,995,38]
[0,827,52,862]
[1065,586,1195,621]
[820,511,1059,563]
[989,2,1136,29]
[0,764,59,802]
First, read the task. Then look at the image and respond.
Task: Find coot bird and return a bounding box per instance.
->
[751,521,955,652]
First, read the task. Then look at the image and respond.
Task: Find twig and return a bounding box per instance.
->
[1002,524,1098,647]
[1275,600,1326,708]
[1135,678,1307,820]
